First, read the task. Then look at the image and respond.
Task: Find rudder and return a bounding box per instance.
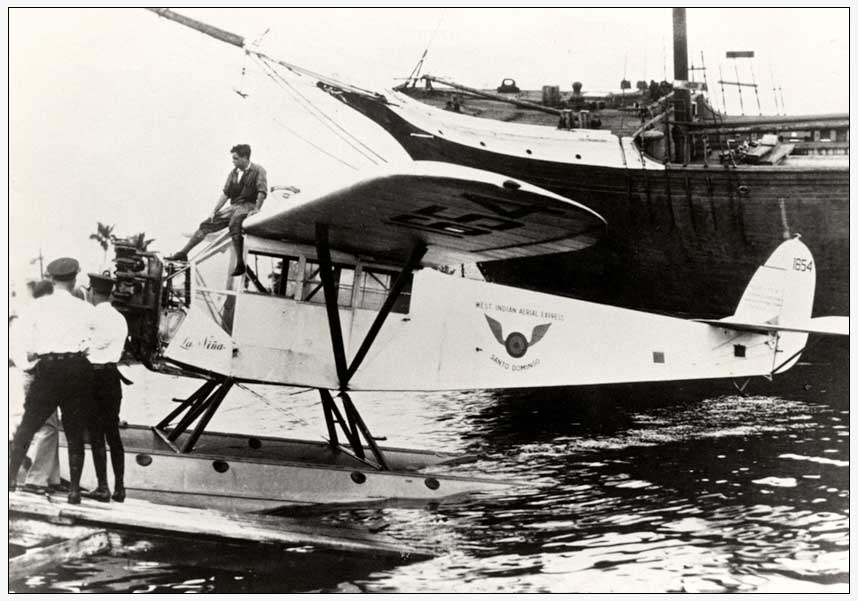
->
[734,235,815,372]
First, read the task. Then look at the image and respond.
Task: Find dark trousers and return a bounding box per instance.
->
[9,356,93,490]
[88,366,125,488]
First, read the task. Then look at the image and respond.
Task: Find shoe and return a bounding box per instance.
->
[165,252,188,262]
[21,483,48,495]
[230,264,246,277]
[112,486,126,503]
[47,481,71,494]
[87,485,112,503]
[67,491,81,505]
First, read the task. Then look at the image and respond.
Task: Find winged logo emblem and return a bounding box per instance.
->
[484,314,552,359]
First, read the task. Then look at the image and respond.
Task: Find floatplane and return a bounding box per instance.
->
[54,160,845,514]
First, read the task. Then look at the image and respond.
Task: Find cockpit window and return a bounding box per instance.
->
[358,268,412,313]
[240,249,412,314]
[247,251,300,298]
[302,260,354,307]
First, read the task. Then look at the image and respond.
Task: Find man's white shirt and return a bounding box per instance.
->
[18,288,96,358]
[89,302,129,364]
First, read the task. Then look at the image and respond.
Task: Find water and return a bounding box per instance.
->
[10,361,848,593]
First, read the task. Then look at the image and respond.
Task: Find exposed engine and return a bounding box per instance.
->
[111,236,189,370]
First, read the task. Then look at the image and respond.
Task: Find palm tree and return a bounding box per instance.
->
[134,232,155,251]
[89,221,115,265]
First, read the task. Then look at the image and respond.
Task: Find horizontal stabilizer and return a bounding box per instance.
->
[695,315,849,336]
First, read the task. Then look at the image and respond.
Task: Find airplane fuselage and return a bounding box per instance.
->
[162,234,808,391]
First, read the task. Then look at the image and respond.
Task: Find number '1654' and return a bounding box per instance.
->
[793,257,813,272]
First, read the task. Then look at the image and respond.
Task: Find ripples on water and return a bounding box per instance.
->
[10,361,848,593]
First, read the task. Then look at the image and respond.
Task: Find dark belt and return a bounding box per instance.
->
[93,362,134,385]
[38,352,85,362]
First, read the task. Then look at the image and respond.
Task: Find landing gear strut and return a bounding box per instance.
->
[153,378,233,453]
[320,390,388,470]
[152,379,387,468]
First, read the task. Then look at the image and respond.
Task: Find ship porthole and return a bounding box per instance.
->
[738,185,750,196]
[575,154,582,160]
[479,141,486,147]
[351,471,367,484]
[247,437,262,450]
[425,477,440,490]
[212,460,230,473]
[437,130,444,135]
[525,149,532,155]
[136,454,153,467]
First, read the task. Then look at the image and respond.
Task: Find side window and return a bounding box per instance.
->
[192,242,240,334]
[246,251,300,298]
[357,268,412,314]
[302,260,354,308]
[194,242,232,291]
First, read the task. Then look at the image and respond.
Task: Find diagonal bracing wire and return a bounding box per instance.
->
[266,113,360,170]
[251,53,389,166]
[257,54,389,164]
[247,55,359,168]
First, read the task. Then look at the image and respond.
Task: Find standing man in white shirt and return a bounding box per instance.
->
[15,280,67,495]
[85,273,130,503]
[8,257,96,504]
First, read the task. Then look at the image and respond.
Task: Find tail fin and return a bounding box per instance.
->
[696,237,847,372]
[729,236,815,372]
[733,236,815,326]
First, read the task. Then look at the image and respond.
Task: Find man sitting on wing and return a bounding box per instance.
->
[166,144,267,276]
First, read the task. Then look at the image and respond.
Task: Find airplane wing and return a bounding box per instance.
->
[244,161,605,267]
[695,315,849,336]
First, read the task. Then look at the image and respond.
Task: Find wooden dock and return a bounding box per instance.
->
[9,492,433,565]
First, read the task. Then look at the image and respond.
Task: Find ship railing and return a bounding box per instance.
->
[631,92,675,141]
[631,110,668,141]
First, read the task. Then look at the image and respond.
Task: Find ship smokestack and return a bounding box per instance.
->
[672,8,688,83]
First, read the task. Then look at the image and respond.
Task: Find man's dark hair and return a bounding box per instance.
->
[231,144,252,159]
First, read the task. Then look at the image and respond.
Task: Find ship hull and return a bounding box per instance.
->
[339,91,848,319]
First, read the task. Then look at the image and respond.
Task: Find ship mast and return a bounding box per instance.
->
[145,8,245,47]
[670,8,692,163]
[672,8,689,84]
[145,8,384,100]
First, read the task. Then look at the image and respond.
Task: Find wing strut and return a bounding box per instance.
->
[314,222,426,389]
[347,242,426,380]
[315,223,350,386]
[314,222,426,470]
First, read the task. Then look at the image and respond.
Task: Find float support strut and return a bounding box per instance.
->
[153,378,233,454]
[181,380,233,453]
[155,379,219,431]
[319,389,387,470]
[340,392,388,470]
